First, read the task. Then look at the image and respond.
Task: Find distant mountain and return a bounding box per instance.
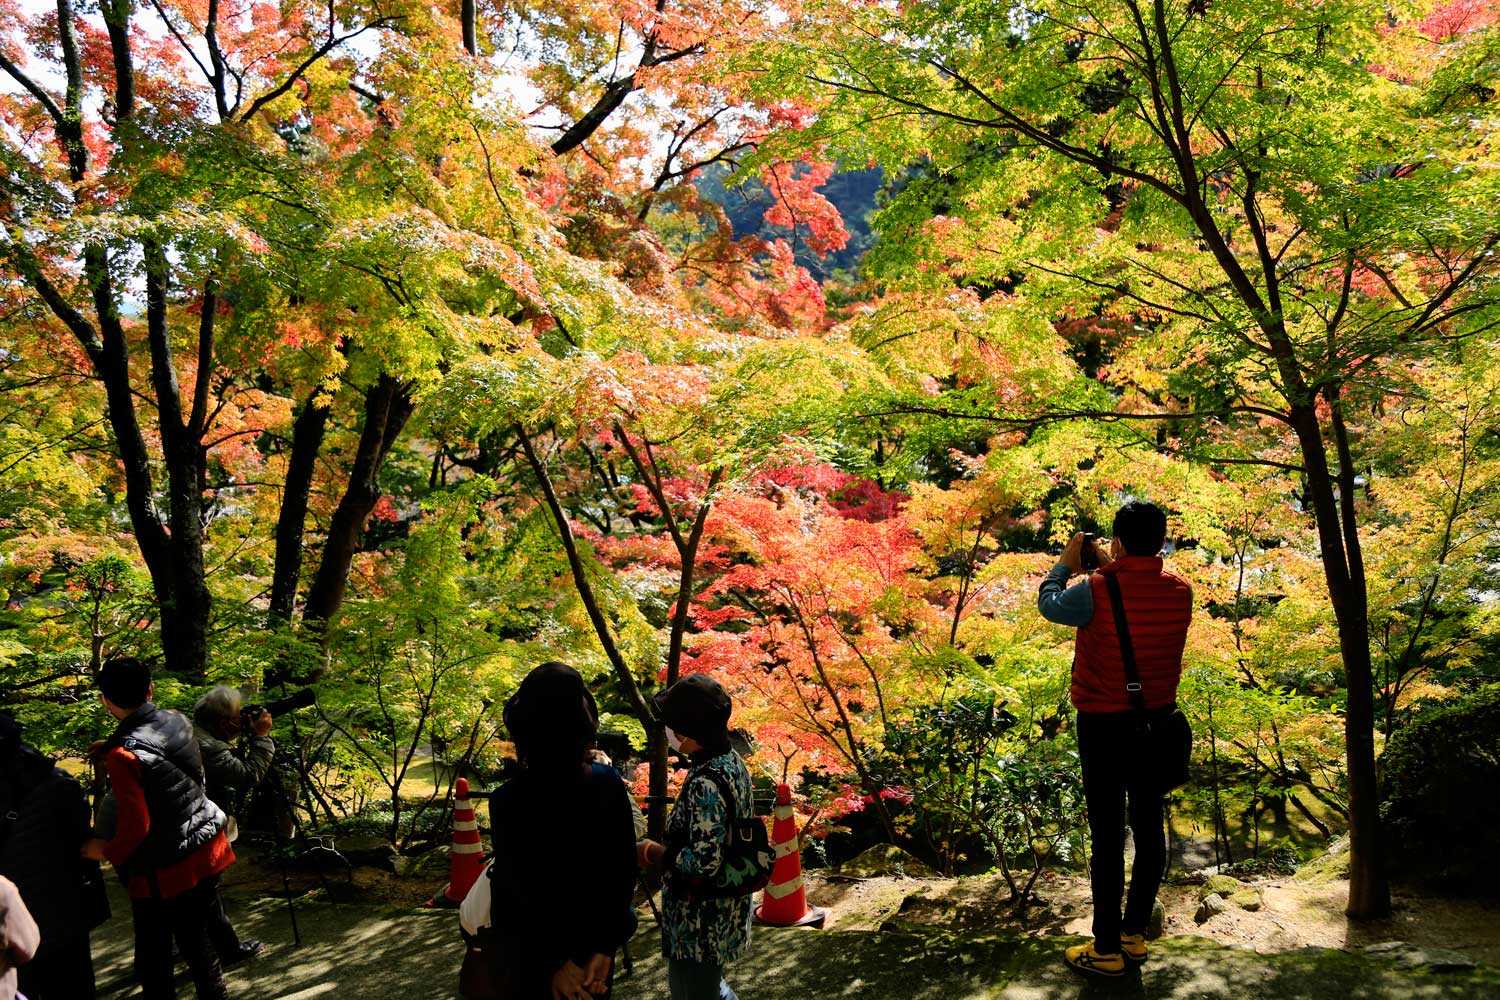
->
[693,162,884,278]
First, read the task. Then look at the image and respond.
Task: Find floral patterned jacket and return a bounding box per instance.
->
[660,749,754,964]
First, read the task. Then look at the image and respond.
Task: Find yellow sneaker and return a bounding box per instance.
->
[1064,942,1126,977]
[1120,933,1148,963]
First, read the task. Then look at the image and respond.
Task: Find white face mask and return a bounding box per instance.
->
[665,727,683,752]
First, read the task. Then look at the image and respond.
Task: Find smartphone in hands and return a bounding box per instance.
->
[1080,532,1100,571]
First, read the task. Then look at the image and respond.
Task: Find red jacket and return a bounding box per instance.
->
[1072,556,1192,713]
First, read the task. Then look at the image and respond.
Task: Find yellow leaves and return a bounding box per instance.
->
[561,350,715,438]
[905,450,1047,555]
[835,288,1074,402]
[150,152,188,179]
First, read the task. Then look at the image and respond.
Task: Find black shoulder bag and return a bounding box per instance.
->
[671,766,774,900]
[1103,574,1193,793]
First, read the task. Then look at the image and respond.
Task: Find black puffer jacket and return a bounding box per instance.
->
[0,742,95,952]
[105,704,224,875]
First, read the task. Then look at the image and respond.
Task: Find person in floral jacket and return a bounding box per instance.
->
[637,675,753,1000]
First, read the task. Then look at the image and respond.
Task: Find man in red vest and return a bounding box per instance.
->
[1038,501,1192,977]
[81,658,235,1000]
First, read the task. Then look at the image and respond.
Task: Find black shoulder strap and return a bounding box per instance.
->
[1103,572,1149,715]
[688,764,740,822]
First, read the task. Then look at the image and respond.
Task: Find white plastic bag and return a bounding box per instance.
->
[459,859,493,936]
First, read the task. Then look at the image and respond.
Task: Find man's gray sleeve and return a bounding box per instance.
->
[1037,563,1095,627]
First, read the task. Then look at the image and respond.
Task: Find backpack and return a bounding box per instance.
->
[672,764,774,899]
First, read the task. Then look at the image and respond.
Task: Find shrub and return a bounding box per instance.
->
[880,695,1086,904]
[1380,685,1500,894]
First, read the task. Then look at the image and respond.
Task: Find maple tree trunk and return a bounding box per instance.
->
[1170,105,1389,914]
[89,306,177,640]
[514,425,668,833]
[645,726,669,841]
[269,392,331,624]
[1287,403,1389,919]
[144,243,213,679]
[8,0,426,684]
[156,512,212,678]
[100,0,134,116]
[302,375,413,629]
[1116,15,1390,918]
[646,495,715,840]
[818,13,1403,915]
[614,430,721,838]
[5,0,217,678]
[460,0,477,56]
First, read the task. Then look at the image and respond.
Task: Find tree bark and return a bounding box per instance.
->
[1322,396,1388,918]
[100,0,134,118]
[143,242,212,678]
[460,0,477,56]
[1286,402,1389,917]
[547,2,701,158]
[301,375,413,629]
[269,390,331,623]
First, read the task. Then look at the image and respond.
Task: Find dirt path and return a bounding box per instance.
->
[814,869,1500,966]
[89,870,1499,1000]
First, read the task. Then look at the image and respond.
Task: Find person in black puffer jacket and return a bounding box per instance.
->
[0,713,101,1000]
[487,663,639,999]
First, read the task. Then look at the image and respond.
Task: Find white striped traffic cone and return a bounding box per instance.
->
[754,783,827,927]
[427,777,485,908]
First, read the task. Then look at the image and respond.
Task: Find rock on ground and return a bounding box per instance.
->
[837,844,940,879]
[1195,892,1231,923]
[1199,874,1245,900]
[1230,888,1264,911]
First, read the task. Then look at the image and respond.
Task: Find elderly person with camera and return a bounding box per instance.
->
[192,686,275,837]
[191,686,274,969]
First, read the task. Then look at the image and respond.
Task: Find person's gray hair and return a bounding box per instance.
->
[195,684,243,723]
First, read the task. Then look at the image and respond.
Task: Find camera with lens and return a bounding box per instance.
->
[241,687,317,728]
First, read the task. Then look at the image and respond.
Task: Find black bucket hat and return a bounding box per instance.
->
[652,673,732,748]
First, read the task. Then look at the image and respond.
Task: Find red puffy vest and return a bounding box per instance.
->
[1071,556,1193,713]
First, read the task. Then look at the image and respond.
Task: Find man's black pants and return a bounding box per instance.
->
[203,874,244,959]
[131,878,229,1000]
[1077,710,1167,955]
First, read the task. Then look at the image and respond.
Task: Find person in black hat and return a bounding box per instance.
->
[486,662,638,999]
[637,674,753,1000]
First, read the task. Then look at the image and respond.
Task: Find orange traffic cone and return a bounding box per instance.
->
[754,783,827,928]
[427,777,486,908]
